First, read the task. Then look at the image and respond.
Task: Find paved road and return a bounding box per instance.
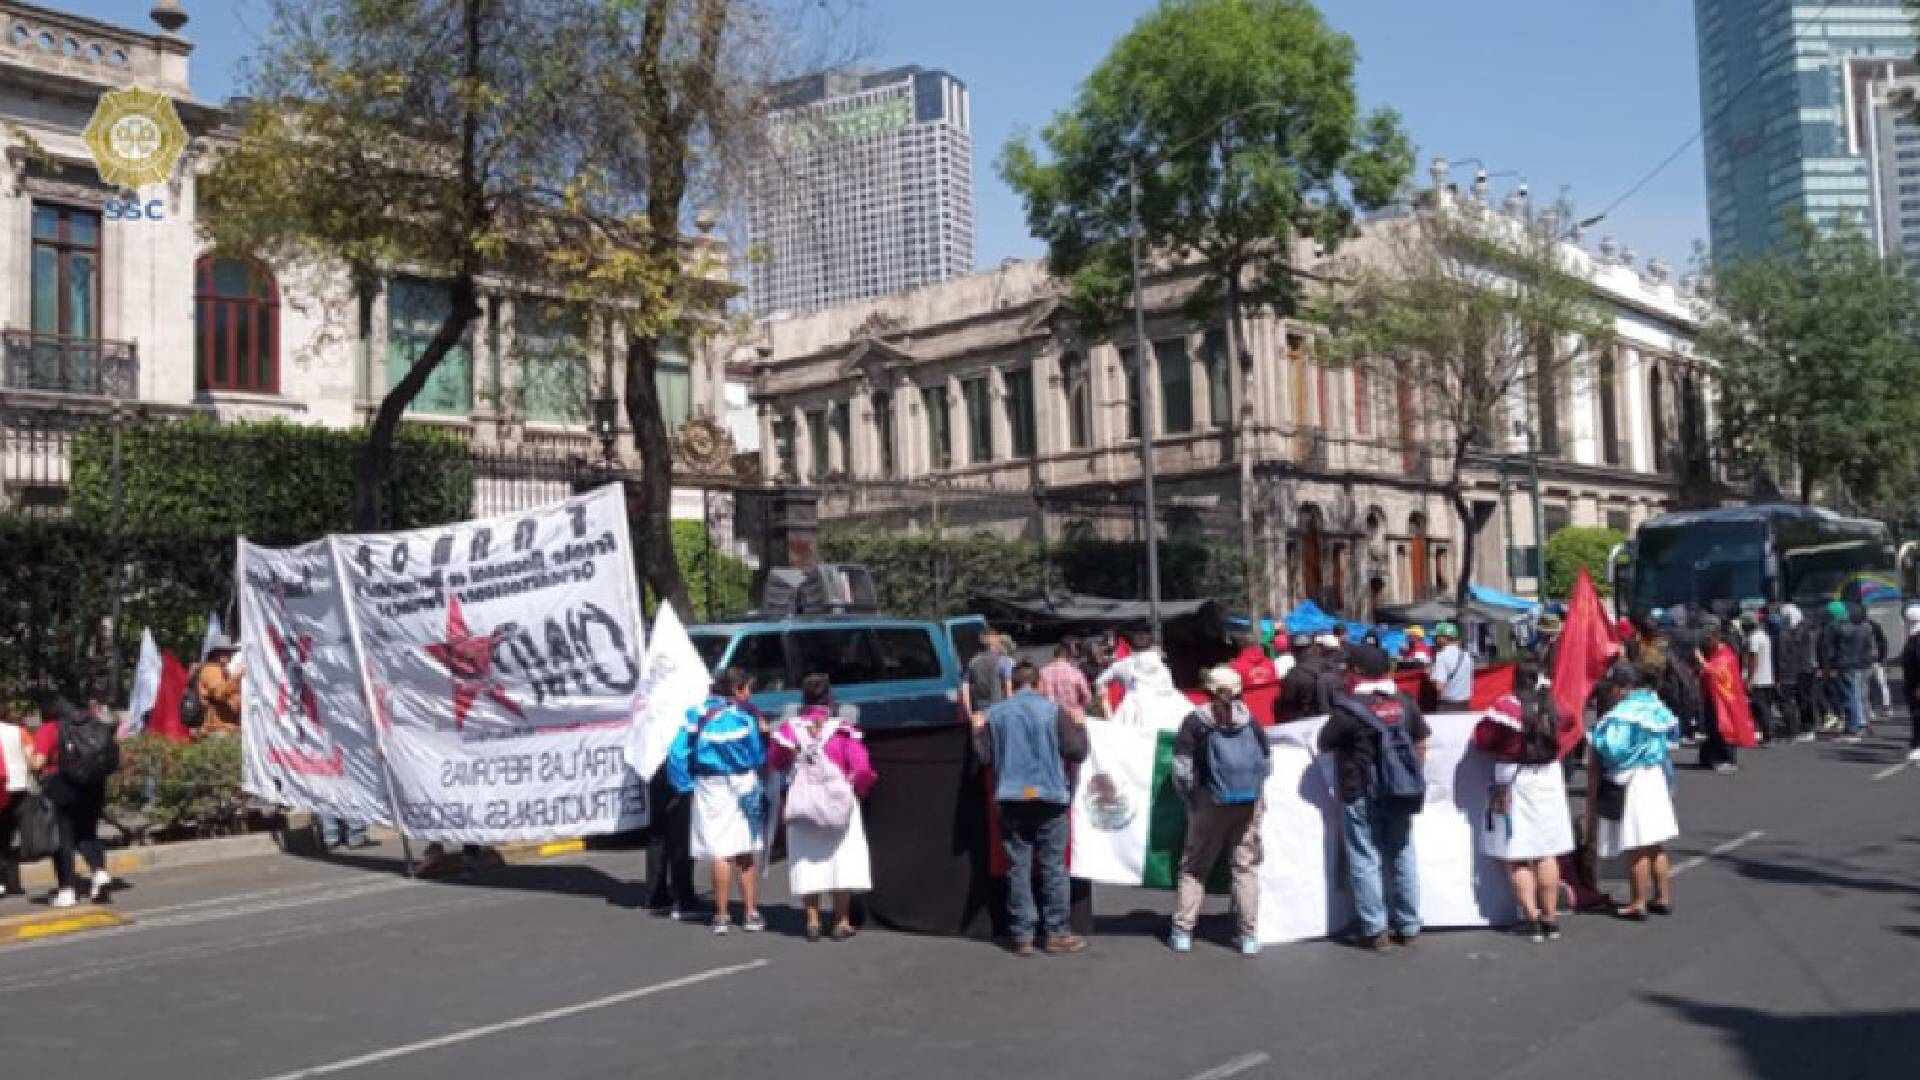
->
[1,724,1915,1080]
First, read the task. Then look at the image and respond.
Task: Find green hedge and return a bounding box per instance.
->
[1545,525,1626,599]
[818,527,1247,620]
[108,734,246,838]
[71,418,473,541]
[670,520,754,621]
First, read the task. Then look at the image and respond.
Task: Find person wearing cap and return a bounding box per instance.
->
[1279,634,1343,720]
[1430,622,1474,712]
[1740,613,1776,746]
[1817,599,1875,742]
[1404,626,1434,666]
[1900,603,1920,763]
[194,641,244,737]
[1320,645,1430,949]
[1774,604,1815,743]
[1168,666,1272,957]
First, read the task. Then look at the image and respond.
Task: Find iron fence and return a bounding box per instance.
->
[2,330,140,398]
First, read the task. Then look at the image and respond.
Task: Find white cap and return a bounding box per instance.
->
[1314,633,1340,649]
[1204,666,1243,695]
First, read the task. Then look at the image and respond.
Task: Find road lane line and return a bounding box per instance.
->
[1871,761,1910,781]
[1671,829,1765,876]
[1180,1052,1272,1080]
[248,959,771,1080]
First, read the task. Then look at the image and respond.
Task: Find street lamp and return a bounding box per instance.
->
[590,392,620,466]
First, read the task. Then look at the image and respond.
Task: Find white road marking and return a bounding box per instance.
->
[1180,1052,1272,1080]
[248,960,771,1080]
[1871,761,1910,781]
[1671,830,1766,876]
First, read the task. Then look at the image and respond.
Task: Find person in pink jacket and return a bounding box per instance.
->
[769,674,878,942]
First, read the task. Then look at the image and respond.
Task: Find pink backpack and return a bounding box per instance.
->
[784,719,855,831]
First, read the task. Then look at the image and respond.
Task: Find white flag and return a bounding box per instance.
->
[632,601,711,780]
[200,611,224,661]
[122,628,162,738]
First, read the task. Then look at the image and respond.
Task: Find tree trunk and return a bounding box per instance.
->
[1224,271,1261,623]
[624,331,693,616]
[1447,437,1477,610]
[356,276,479,530]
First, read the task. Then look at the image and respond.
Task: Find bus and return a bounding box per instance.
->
[1611,503,1902,639]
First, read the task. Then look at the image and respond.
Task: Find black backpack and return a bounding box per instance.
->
[58,718,121,786]
[179,664,208,730]
[1516,691,1562,766]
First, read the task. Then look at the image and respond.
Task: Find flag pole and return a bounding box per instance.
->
[325,536,418,879]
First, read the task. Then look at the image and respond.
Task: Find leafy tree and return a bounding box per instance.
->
[201,0,577,530]
[1000,0,1411,618]
[1697,217,1920,505]
[1545,525,1625,599]
[1316,197,1615,607]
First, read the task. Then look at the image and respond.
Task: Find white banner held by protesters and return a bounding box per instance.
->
[238,538,394,827]
[331,485,649,843]
[631,601,711,781]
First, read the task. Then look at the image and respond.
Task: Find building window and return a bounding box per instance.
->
[1202,330,1232,429]
[655,338,692,431]
[829,401,851,475]
[1120,347,1142,439]
[1156,339,1192,434]
[1062,351,1093,449]
[873,391,896,477]
[1353,368,1370,436]
[773,416,796,478]
[962,375,993,462]
[1004,367,1036,458]
[515,301,588,423]
[1606,509,1631,534]
[1598,350,1621,466]
[922,384,952,469]
[30,203,100,342]
[387,277,473,416]
[195,255,279,394]
[806,409,828,479]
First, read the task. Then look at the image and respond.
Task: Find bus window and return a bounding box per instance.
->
[1784,541,1892,607]
[1631,521,1766,612]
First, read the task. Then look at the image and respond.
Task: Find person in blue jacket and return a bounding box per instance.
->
[667,667,768,936]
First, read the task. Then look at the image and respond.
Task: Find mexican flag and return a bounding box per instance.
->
[1071,723,1202,888]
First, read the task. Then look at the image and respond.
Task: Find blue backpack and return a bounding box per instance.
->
[1205,722,1269,805]
[1349,692,1427,812]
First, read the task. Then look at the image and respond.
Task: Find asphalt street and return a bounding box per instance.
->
[1,722,1915,1080]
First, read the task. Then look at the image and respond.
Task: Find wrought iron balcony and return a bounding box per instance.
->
[2,331,139,399]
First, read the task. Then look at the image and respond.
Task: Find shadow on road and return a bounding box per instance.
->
[1645,993,1918,1080]
[1722,846,1919,899]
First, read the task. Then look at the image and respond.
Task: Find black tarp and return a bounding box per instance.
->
[968,592,1232,688]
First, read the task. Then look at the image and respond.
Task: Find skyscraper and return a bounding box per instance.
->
[747,66,975,317]
[1696,0,1916,262]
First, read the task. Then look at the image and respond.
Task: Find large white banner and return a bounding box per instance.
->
[239,538,394,827]
[330,486,650,843]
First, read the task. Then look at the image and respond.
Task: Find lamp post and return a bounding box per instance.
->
[590,393,620,467]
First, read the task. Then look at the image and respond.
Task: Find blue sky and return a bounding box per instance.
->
[72,0,1707,271]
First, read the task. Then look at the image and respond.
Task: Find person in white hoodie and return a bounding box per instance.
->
[1097,633,1192,731]
[0,705,38,900]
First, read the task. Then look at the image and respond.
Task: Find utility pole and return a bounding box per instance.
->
[1527,424,1547,601]
[1127,162,1164,642]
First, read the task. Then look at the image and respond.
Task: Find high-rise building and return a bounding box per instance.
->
[748,66,974,317]
[1867,71,1920,264]
[1696,0,1916,262]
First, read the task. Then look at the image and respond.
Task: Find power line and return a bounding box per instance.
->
[1591,0,1843,225]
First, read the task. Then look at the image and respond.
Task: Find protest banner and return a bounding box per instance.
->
[238,537,395,827]
[329,485,649,843]
[1071,713,1513,944]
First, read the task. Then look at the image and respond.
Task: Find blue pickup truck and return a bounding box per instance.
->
[688,615,988,729]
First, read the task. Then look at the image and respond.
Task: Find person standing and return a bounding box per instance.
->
[1319,645,1430,950]
[1741,615,1776,747]
[1858,604,1892,726]
[972,662,1089,957]
[667,669,768,936]
[0,706,35,900]
[1430,623,1474,712]
[1773,605,1815,743]
[1819,600,1875,743]
[769,675,877,942]
[1473,660,1577,943]
[1900,604,1920,764]
[1227,632,1282,728]
[1038,643,1094,719]
[1278,635,1341,720]
[962,633,1011,721]
[1168,667,1271,957]
[33,699,121,907]
[1588,666,1680,921]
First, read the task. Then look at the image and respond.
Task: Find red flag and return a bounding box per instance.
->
[1550,569,1613,758]
[146,651,193,744]
[1701,642,1761,749]
[1105,636,1132,714]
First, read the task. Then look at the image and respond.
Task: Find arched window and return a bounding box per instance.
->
[195,255,279,394]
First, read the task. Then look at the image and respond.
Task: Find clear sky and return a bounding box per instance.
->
[69,0,1709,273]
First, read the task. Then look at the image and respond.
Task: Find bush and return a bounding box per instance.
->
[1545,526,1626,599]
[71,417,473,541]
[670,520,754,622]
[107,734,247,839]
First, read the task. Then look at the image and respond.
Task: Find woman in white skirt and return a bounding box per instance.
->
[1587,664,1681,922]
[768,675,877,942]
[666,669,770,935]
[1473,661,1577,943]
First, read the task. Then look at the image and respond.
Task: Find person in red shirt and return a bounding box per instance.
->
[1228,632,1281,727]
[33,699,118,907]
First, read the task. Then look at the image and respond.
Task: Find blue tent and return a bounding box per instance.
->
[1283,600,1342,636]
[1470,583,1541,614]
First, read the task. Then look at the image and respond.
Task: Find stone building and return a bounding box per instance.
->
[750,161,1716,616]
[0,0,752,530]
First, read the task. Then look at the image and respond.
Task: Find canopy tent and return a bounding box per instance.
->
[1470,583,1542,614]
[966,592,1232,688]
[1282,601,1342,636]
[1375,596,1534,626]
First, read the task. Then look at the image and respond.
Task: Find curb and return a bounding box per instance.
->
[0,906,132,944]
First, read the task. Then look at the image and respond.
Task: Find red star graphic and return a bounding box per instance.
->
[424,598,524,730]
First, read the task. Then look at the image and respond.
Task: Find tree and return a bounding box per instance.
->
[1000,0,1411,618]
[1316,197,1615,607]
[201,0,577,530]
[1697,217,1920,506]
[1546,526,1625,600]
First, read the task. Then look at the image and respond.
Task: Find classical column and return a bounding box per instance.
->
[851,380,875,480]
[947,374,966,468]
[757,403,778,479]
[901,376,926,476]
[363,275,390,409]
[1032,349,1061,461]
[792,405,813,483]
[988,365,1012,463]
